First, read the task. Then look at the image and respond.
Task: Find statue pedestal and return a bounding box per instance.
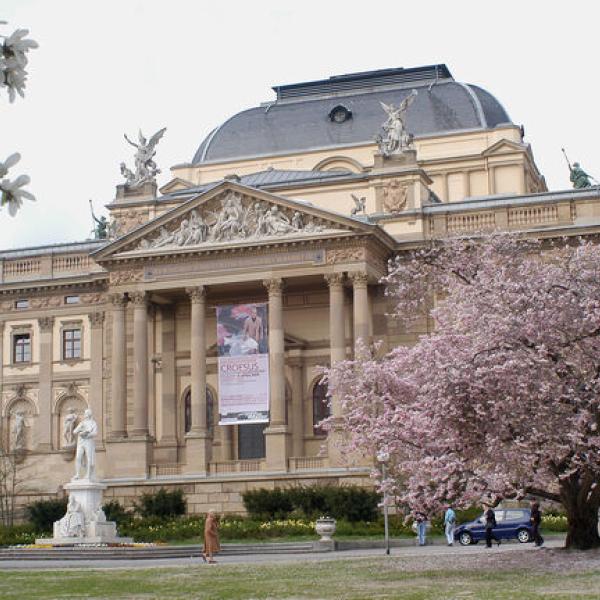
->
[36,479,133,546]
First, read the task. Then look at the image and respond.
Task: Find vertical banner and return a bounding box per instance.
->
[217,303,269,424]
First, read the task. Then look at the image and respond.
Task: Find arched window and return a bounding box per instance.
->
[312,381,331,436]
[184,387,214,434]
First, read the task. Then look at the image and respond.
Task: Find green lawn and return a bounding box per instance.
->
[0,553,599,600]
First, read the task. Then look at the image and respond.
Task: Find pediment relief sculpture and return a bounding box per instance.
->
[133,191,346,252]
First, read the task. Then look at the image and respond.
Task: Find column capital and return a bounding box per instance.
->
[89,311,105,328]
[348,271,368,287]
[38,316,55,332]
[263,278,284,296]
[129,290,148,307]
[324,273,345,288]
[109,293,127,308]
[186,286,206,303]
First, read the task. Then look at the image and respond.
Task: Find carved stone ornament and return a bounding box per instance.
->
[129,291,147,306]
[382,180,409,214]
[132,191,344,252]
[326,248,366,264]
[80,293,105,305]
[349,271,368,287]
[263,278,284,296]
[111,209,150,239]
[88,312,105,327]
[108,293,127,307]
[186,286,206,303]
[324,273,345,287]
[109,269,144,286]
[31,297,62,310]
[38,316,55,332]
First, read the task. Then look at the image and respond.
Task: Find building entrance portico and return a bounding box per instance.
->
[93,181,392,482]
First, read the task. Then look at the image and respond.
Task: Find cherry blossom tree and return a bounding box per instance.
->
[323,234,600,550]
[0,21,37,216]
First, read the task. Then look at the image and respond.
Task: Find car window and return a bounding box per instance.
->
[494,510,504,522]
[505,510,526,521]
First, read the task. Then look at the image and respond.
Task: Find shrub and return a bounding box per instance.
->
[134,488,186,519]
[102,500,131,526]
[0,524,37,546]
[25,498,67,532]
[242,485,379,522]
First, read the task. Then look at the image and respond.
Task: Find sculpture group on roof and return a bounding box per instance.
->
[138,192,331,250]
[121,127,167,188]
[376,89,418,156]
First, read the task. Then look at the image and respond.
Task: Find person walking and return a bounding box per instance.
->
[484,505,500,548]
[202,509,220,564]
[530,500,544,547]
[415,511,427,546]
[444,504,457,546]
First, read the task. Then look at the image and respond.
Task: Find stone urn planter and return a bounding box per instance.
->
[315,517,336,542]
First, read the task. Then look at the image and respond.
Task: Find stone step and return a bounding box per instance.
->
[0,541,316,561]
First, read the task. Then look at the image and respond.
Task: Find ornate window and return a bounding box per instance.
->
[13,333,31,363]
[312,381,331,436]
[64,295,80,305]
[184,387,214,434]
[62,328,82,360]
[15,299,29,310]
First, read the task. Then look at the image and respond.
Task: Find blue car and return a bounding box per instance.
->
[454,508,533,545]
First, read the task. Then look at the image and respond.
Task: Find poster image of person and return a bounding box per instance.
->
[217,304,268,357]
[217,303,270,424]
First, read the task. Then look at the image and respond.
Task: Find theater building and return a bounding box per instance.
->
[2,65,599,513]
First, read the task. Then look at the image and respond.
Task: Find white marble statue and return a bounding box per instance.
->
[122,127,166,187]
[73,409,98,481]
[63,408,78,447]
[12,411,26,450]
[57,495,85,538]
[377,89,418,156]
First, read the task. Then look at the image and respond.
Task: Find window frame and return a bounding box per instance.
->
[62,327,82,360]
[12,332,32,364]
[312,381,331,436]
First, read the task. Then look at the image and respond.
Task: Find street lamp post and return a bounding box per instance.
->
[377,450,390,556]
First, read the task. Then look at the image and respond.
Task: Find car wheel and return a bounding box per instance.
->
[517,529,531,543]
[459,532,473,546]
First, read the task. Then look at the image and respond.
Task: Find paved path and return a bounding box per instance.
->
[0,538,563,570]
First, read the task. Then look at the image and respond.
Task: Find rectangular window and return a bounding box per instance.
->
[64,295,80,305]
[13,333,31,363]
[15,299,29,310]
[63,328,82,360]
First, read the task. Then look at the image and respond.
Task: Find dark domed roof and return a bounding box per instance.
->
[192,65,511,165]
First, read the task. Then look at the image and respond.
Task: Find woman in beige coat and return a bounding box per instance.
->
[202,509,220,563]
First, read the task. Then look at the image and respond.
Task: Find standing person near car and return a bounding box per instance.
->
[202,509,220,564]
[484,505,500,548]
[444,504,457,546]
[530,500,544,547]
[415,510,428,546]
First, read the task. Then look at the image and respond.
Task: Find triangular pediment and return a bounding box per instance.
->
[94,181,381,261]
[159,177,195,194]
[482,139,526,157]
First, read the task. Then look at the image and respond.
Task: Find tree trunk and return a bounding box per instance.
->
[561,481,600,550]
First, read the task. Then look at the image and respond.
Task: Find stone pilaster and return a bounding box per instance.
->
[109,293,127,438]
[184,286,211,475]
[263,278,289,471]
[158,306,177,445]
[89,312,105,442]
[37,316,54,450]
[349,272,370,348]
[289,360,305,458]
[130,291,149,437]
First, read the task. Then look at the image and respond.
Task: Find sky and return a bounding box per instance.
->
[1,0,599,249]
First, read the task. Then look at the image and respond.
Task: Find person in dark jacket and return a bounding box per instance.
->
[530,500,544,547]
[484,505,500,548]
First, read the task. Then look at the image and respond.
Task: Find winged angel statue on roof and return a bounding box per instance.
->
[122,127,167,187]
[376,89,418,156]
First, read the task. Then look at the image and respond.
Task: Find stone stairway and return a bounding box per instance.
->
[0,541,318,561]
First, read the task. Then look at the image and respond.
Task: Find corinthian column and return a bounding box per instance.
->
[349,272,369,348]
[186,286,207,434]
[263,278,289,471]
[89,311,105,442]
[325,273,347,466]
[184,286,210,475]
[109,293,127,438]
[130,291,149,436]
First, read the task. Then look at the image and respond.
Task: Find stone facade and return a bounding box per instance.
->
[2,66,600,514]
